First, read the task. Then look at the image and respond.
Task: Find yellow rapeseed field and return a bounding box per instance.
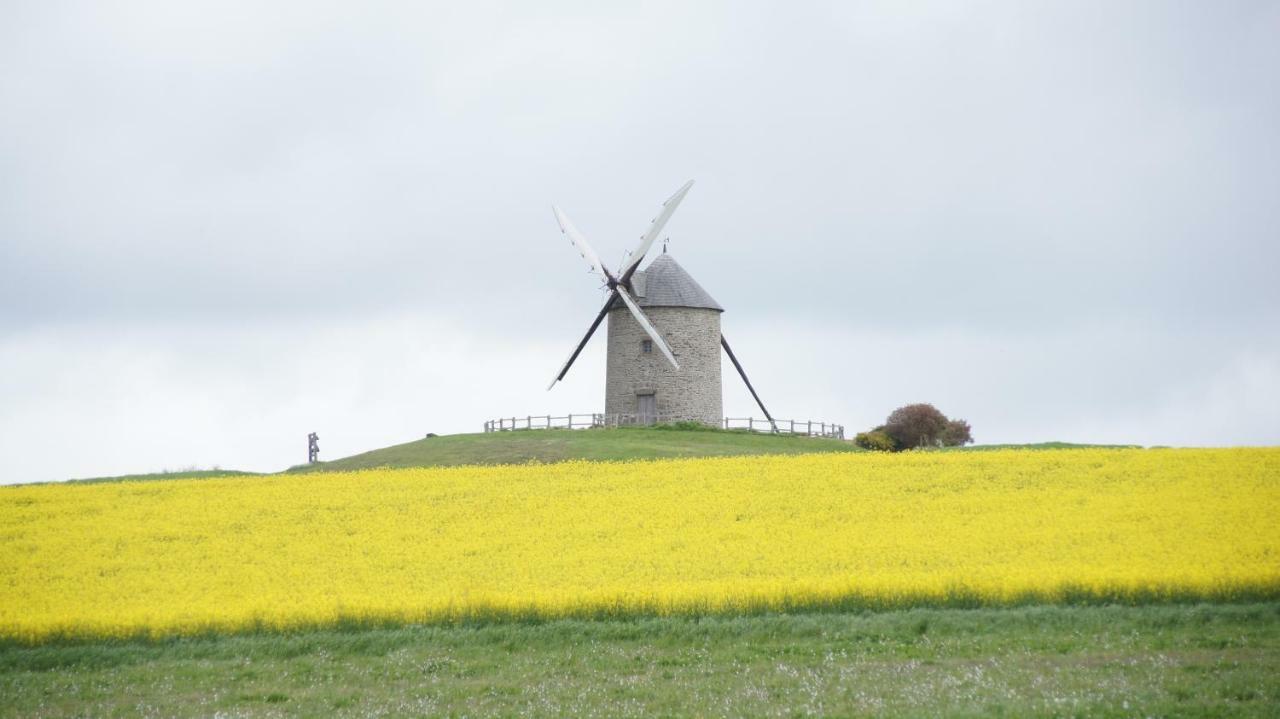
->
[1,448,1278,643]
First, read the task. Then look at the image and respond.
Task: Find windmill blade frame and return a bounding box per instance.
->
[547,181,692,392]
[615,286,679,370]
[552,205,615,286]
[617,180,694,285]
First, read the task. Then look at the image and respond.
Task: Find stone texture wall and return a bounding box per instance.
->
[604,306,722,426]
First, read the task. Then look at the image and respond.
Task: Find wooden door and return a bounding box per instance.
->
[637,394,656,425]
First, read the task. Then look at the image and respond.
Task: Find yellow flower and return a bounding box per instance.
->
[1,448,1277,643]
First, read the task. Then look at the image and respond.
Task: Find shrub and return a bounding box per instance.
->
[854,430,896,452]
[941,419,973,447]
[884,404,949,450]
[860,404,974,451]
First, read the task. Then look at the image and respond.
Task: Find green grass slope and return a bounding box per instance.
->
[3,603,1276,717]
[949,441,1142,451]
[289,427,861,473]
[47,431,1148,484]
[51,469,260,486]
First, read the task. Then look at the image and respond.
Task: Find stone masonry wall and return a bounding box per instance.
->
[604,306,722,426]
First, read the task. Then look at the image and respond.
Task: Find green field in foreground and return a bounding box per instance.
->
[3,603,1277,717]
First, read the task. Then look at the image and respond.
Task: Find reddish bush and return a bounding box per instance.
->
[883,404,949,449]
[941,418,973,447]
[870,404,973,451]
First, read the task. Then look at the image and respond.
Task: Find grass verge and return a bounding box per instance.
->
[287,426,862,473]
[2,603,1277,717]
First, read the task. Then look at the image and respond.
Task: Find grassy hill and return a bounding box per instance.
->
[58,468,260,486]
[949,441,1141,451]
[288,426,860,473]
[52,430,1147,484]
[43,428,857,484]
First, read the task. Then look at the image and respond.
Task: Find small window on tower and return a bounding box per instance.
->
[641,340,653,354]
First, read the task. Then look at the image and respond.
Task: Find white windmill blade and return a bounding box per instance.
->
[552,205,614,285]
[615,286,679,370]
[618,180,694,280]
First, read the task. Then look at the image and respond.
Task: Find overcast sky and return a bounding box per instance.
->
[2,1,1277,483]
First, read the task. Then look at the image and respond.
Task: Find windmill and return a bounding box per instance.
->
[547,181,776,429]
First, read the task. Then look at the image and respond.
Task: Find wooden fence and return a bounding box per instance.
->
[483,414,603,432]
[722,417,845,439]
[483,413,844,439]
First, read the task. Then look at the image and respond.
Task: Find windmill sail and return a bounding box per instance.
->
[615,285,679,370]
[548,182,694,388]
[618,180,694,284]
[552,206,614,285]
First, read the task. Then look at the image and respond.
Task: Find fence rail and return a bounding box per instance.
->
[483,414,603,432]
[483,413,844,439]
[722,417,844,439]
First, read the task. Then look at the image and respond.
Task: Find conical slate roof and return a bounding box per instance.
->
[630,254,723,311]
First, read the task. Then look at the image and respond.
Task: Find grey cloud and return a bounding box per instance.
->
[1,1,1277,481]
[4,1,1277,332]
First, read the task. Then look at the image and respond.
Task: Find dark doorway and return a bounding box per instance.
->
[637,394,656,425]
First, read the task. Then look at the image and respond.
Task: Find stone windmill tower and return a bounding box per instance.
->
[547,181,775,428]
[603,253,722,424]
